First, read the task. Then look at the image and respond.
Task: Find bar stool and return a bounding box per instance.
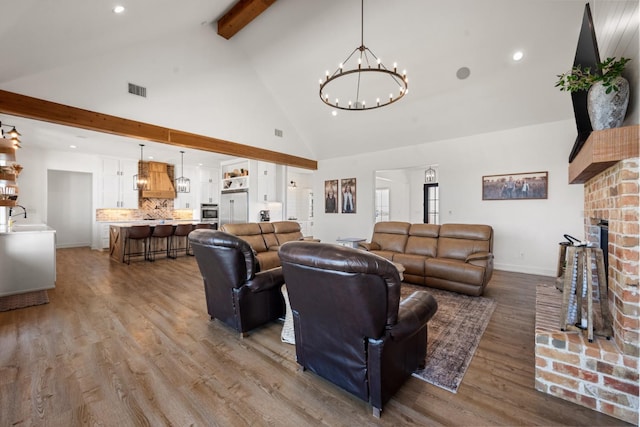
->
[149,224,174,261]
[170,223,194,258]
[125,225,151,265]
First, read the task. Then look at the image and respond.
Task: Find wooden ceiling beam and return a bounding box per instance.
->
[217,0,277,40]
[0,89,317,170]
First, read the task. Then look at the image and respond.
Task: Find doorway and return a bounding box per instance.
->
[47,170,93,248]
[423,183,440,224]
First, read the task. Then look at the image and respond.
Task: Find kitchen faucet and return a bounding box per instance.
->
[9,205,27,219]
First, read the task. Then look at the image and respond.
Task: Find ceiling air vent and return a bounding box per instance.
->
[274,129,283,137]
[128,83,147,98]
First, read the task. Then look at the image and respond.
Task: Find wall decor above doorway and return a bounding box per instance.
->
[482,171,548,200]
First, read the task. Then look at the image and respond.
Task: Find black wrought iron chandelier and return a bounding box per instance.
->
[0,122,22,148]
[133,144,149,191]
[175,151,190,193]
[319,0,408,111]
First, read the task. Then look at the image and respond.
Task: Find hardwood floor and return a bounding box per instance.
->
[0,248,631,426]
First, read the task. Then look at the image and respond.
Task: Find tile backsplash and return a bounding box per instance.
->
[96,198,194,222]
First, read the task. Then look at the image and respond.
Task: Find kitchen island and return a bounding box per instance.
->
[109,221,204,263]
[0,224,56,297]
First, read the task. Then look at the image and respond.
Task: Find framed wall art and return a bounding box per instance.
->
[341,177,357,213]
[324,179,338,213]
[482,171,548,200]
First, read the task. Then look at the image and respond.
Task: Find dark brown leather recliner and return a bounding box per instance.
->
[278,241,438,418]
[189,229,285,336]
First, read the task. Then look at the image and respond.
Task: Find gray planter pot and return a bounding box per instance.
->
[587,77,630,130]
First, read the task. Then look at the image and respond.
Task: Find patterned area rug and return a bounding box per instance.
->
[401,284,497,393]
[0,290,49,312]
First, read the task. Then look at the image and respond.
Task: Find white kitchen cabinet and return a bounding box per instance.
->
[199,166,220,205]
[99,223,110,249]
[101,158,139,208]
[175,165,196,209]
[256,161,276,202]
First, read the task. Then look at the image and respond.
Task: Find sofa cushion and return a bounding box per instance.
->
[425,258,485,287]
[259,222,279,249]
[221,223,268,253]
[273,221,303,246]
[371,221,410,253]
[437,224,492,261]
[405,224,439,258]
[392,253,426,285]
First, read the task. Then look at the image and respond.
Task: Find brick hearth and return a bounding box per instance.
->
[535,126,639,424]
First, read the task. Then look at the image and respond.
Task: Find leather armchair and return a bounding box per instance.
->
[189,229,285,336]
[278,241,438,418]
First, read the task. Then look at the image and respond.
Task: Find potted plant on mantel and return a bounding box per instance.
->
[555,57,631,131]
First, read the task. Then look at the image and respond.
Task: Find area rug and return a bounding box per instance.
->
[0,290,49,312]
[401,284,497,393]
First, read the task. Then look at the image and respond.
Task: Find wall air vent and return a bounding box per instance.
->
[274,129,283,137]
[128,83,147,98]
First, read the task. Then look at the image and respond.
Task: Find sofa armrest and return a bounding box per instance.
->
[358,242,380,251]
[245,267,285,293]
[465,251,493,263]
[387,291,438,341]
[301,237,321,242]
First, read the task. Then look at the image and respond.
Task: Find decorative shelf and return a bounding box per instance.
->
[569,125,639,184]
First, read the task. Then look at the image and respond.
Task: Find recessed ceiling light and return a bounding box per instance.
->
[331,110,338,117]
[148,156,154,160]
[113,5,125,14]
[512,51,524,61]
[69,145,77,149]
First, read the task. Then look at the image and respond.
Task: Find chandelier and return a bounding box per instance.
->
[133,144,149,191]
[319,0,408,111]
[0,122,22,148]
[175,151,190,193]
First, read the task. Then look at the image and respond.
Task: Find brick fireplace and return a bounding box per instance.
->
[535,126,639,424]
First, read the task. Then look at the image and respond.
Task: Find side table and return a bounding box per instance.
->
[336,237,366,248]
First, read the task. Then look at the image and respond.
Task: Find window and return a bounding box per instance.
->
[375,188,390,223]
[423,184,439,224]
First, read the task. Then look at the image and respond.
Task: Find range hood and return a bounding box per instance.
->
[140,161,176,199]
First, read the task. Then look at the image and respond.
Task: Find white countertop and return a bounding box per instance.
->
[0,224,56,234]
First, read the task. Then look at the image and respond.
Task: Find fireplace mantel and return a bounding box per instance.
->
[568,125,639,184]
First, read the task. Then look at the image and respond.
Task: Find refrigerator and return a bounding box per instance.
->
[219,189,249,226]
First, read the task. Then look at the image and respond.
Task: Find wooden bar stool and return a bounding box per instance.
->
[125,225,151,264]
[170,223,194,258]
[149,224,174,261]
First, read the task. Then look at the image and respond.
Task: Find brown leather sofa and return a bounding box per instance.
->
[220,221,317,270]
[359,222,494,296]
[279,241,438,418]
[189,229,285,336]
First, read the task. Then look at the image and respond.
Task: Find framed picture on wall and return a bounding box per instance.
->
[341,177,357,213]
[482,171,548,200]
[324,179,338,213]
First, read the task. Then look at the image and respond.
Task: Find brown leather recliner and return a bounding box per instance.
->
[278,241,438,418]
[189,229,285,336]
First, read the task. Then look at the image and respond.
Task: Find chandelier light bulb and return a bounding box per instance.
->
[376,98,380,106]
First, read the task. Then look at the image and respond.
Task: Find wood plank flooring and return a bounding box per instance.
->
[0,248,631,426]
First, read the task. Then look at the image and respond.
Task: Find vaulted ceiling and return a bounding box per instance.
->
[0,0,634,165]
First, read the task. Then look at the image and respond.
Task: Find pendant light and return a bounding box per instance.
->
[175,151,190,193]
[133,144,149,190]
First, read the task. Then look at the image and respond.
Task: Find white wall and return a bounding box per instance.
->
[314,120,584,276]
[16,146,102,246]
